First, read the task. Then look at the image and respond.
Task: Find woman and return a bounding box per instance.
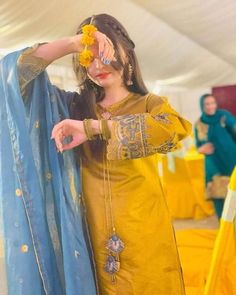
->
[1,14,191,294]
[195,94,236,219]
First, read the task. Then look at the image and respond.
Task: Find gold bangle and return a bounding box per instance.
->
[83,119,96,140]
[98,119,103,140]
[100,119,111,141]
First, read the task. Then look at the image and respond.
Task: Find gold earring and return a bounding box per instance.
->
[127,64,133,86]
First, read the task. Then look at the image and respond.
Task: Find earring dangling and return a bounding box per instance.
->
[127,64,133,86]
[80,84,85,90]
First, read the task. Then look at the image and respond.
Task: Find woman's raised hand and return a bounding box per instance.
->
[74,31,115,64]
[51,119,87,153]
[94,31,115,64]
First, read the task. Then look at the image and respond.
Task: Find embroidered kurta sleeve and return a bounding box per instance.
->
[107,94,192,160]
[194,127,202,148]
[225,111,236,139]
[194,120,208,148]
[17,44,51,97]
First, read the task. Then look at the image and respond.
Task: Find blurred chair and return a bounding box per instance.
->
[162,149,214,219]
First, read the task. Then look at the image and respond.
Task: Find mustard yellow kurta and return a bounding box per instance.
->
[82,93,192,295]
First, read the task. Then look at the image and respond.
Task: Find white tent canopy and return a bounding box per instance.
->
[1,0,236,88]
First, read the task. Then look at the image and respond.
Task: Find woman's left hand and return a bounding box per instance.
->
[51,119,87,152]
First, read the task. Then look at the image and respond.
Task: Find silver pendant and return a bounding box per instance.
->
[104,255,120,274]
[106,234,125,254]
[101,111,112,119]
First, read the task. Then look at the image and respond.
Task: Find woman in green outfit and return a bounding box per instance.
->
[195,94,236,218]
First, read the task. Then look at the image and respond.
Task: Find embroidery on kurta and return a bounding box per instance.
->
[153,112,171,124]
[196,120,209,141]
[220,115,226,128]
[107,113,177,160]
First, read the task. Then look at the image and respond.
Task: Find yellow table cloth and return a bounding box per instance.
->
[176,229,217,295]
[162,151,214,219]
[175,167,236,295]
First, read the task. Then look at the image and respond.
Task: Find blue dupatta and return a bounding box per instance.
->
[0,51,96,295]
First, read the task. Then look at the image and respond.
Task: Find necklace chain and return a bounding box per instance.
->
[102,147,125,282]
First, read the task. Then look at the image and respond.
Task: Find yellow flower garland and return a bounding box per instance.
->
[78,24,97,68]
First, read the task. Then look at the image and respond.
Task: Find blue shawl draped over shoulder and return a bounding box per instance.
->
[0,51,96,295]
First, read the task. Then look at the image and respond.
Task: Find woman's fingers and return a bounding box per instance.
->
[104,43,112,64]
[95,32,105,58]
[51,119,86,152]
[55,128,65,151]
[95,31,115,64]
[56,135,85,152]
[51,121,65,139]
[107,46,115,64]
[51,119,75,139]
[103,38,115,64]
[61,140,78,151]
[54,136,63,152]
[51,122,66,152]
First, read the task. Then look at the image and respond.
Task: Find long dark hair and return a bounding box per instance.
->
[70,14,148,158]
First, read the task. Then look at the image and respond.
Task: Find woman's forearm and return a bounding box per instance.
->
[91,120,112,135]
[17,36,81,96]
[32,35,82,63]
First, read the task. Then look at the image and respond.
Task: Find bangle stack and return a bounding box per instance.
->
[99,119,111,141]
[83,118,111,141]
[83,119,96,140]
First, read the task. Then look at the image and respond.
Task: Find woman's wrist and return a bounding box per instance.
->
[32,36,83,62]
[84,119,112,140]
[71,35,83,53]
[91,120,101,135]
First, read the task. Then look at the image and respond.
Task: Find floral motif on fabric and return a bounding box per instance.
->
[153,112,171,124]
[195,120,209,141]
[107,114,146,160]
[152,134,177,154]
[107,114,177,160]
[17,44,50,97]
[220,115,226,128]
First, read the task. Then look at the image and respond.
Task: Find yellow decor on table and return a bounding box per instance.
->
[162,150,214,219]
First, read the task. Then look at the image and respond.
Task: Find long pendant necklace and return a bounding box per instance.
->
[103,149,125,283]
